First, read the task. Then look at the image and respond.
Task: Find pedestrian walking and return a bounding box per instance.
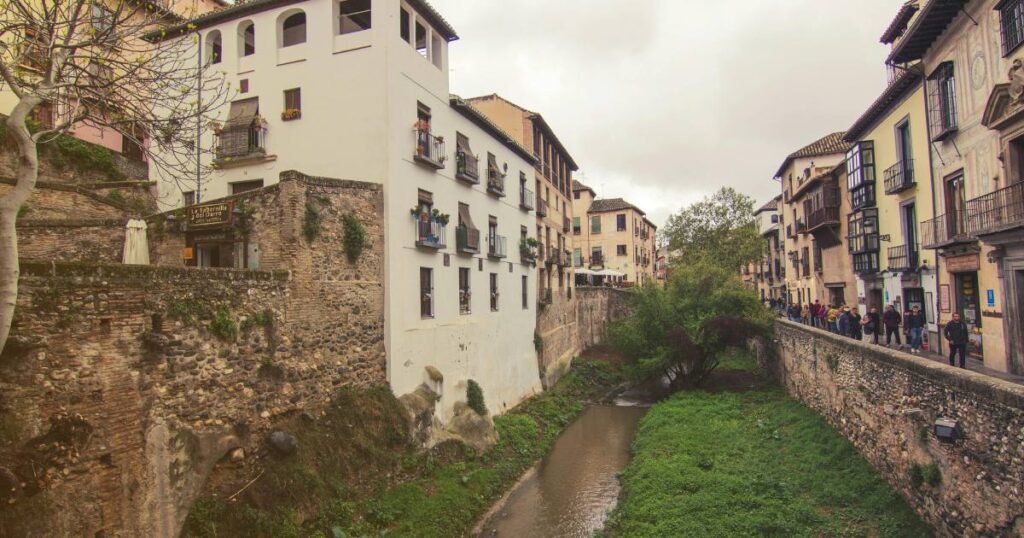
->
[944,313,970,369]
[882,305,901,346]
[862,306,880,344]
[905,305,926,354]
[818,304,828,330]
[800,304,810,325]
[810,300,822,328]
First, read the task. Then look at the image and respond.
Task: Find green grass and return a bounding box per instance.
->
[183,359,623,538]
[606,365,930,537]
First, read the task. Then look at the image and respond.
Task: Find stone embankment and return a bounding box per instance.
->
[755,320,1024,536]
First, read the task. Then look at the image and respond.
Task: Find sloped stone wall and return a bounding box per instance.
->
[755,320,1024,537]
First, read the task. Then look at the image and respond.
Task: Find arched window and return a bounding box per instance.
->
[240,21,255,56]
[281,12,306,47]
[207,30,222,64]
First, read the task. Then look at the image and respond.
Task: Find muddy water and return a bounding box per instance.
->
[478,405,647,537]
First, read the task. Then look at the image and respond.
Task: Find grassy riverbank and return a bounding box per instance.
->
[184,358,623,538]
[605,356,930,538]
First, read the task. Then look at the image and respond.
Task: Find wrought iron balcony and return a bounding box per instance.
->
[883,160,915,195]
[921,210,974,249]
[965,181,1024,236]
[589,252,604,268]
[520,187,535,211]
[487,169,505,197]
[545,245,558,266]
[537,198,548,218]
[456,226,480,254]
[487,234,507,259]
[414,128,446,169]
[796,219,807,235]
[455,150,479,183]
[563,217,570,233]
[887,244,919,272]
[414,219,447,250]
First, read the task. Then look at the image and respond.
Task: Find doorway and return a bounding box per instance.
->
[954,271,983,358]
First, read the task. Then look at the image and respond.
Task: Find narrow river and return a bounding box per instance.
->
[478,404,647,537]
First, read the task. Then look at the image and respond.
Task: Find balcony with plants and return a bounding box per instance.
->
[411,207,449,250]
[519,237,539,265]
[414,127,446,169]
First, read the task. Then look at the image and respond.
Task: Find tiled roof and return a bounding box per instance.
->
[466,93,579,170]
[880,2,920,44]
[147,0,458,42]
[754,198,778,215]
[588,198,644,215]
[845,68,923,141]
[887,0,967,65]
[774,132,850,178]
[572,180,594,193]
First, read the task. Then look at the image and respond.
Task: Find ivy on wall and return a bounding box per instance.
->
[0,118,127,181]
[343,214,366,263]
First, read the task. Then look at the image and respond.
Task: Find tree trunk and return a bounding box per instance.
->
[0,97,42,355]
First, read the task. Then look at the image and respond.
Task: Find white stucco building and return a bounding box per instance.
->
[149,0,543,420]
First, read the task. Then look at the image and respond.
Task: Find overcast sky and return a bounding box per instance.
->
[430,0,901,228]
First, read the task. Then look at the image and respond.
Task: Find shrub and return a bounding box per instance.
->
[466,379,487,416]
[908,462,940,488]
[167,299,209,326]
[533,330,543,352]
[343,213,366,263]
[106,189,125,204]
[210,306,238,341]
[304,202,321,243]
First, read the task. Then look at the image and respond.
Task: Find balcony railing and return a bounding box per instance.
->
[537,198,548,218]
[563,217,570,233]
[414,219,447,250]
[520,243,537,265]
[215,123,266,161]
[965,181,1024,236]
[796,219,807,235]
[456,226,480,254]
[414,128,446,169]
[589,252,604,268]
[545,245,558,266]
[883,160,915,194]
[455,150,479,183]
[887,244,919,271]
[520,187,535,210]
[921,210,974,249]
[487,169,505,197]
[487,234,507,259]
[805,206,840,231]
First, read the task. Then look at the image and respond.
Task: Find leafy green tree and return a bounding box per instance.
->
[610,260,771,388]
[661,187,762,270]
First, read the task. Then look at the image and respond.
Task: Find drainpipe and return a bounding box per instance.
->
[920,72,943,357]
[195,31,203,204]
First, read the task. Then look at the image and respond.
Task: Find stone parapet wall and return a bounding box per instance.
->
[755,320,1024,537]
[537,290,579,388]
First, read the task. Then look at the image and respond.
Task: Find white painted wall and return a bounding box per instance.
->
[151,0,542,421]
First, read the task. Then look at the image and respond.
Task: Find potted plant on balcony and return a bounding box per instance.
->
[281,108,301,121]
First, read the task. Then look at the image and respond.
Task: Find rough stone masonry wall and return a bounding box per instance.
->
[576,287,632,352]
[536,288,580,388]
[755,320,1024,537]
[0,172,386,538]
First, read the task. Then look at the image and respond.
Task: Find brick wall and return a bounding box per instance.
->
[0,172,386,538]
[755,320,1024,536]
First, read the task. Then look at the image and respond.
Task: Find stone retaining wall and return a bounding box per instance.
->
[755,320,1024,537]
[576,287,632,351]
[0,172,386,538]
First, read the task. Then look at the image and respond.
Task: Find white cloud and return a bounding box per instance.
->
[431,0,901,226]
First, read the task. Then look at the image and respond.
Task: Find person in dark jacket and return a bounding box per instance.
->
[944,312,970,369]
[905,305,927,354]
[882,305,901,346]
[849,309,863,340]
[862,306,880,344]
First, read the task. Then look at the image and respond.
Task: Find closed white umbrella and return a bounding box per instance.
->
[122,219,150,265]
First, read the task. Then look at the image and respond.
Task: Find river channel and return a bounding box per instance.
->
[477,403,648,537]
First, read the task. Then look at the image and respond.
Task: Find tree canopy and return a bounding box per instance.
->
[661,187,762,270]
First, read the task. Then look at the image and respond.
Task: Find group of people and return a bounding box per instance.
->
[765,297,972,369]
